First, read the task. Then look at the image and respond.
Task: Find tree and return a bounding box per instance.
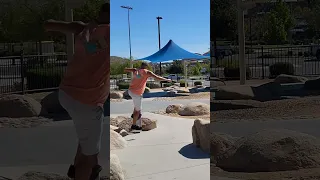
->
[167,60,183,74]
[263,0,294,44]
[211,0,237,40]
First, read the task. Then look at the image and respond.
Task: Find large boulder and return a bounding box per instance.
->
[110,154,125,180]
[140,117,157,131]
[110,91,123,99]
[192,119,210,153]
[17,171,69,180]
[211,133,236,164]
[110,130,127,150]
[274,74,308,84]
[216,129,320,172]
[166,104,184,113]
[214,85,254,100]
[0,95,43,118]
[179,102,210,116]
[41,91,67,114]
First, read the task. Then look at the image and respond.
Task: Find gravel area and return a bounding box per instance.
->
[212,96,320,123]
[0,117,52,128]
[211,164,320,180]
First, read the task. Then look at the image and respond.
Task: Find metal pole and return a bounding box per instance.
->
[65,3,74,62]
[157,16,162,76]
[121,6,133,77]
[237,0,246,85]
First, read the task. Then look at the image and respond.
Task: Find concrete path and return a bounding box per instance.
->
[111,98,209,114]
[111,112,209,180]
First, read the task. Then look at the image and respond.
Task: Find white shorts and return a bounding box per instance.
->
[128,90,142,111]
[59,90,104,156]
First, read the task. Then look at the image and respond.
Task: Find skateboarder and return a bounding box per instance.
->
[44,2,109,180]
[124,62,171,131]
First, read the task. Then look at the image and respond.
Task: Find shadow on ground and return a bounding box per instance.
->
[178,143,210,159]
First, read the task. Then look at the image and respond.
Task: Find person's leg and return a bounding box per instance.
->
[59,90,104,180]
[132,95,142,128]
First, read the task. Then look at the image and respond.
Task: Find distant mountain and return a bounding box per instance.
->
[110,56,130,63]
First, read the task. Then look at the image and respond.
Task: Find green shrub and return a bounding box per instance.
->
[269,62,294,78]
[223,67,251,80]
[117,82,130,90]
[179,80,188,87]
[146,82,161,89]
[26,67,66,90]
[194,81,202,86]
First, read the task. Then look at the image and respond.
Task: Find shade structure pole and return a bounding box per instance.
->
[184,60,187,89]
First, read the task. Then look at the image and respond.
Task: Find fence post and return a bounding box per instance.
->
[20,50,25,94]
[261,46,265,79]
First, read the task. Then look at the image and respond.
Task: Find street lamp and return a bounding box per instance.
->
[121,5,133,75]
[156,16,163,76]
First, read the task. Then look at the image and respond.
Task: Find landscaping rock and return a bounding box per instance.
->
[41,91,67,114]
[17,171,69,180]
[274,74,308,84]
[119,129,129,137]
[216,129,320,172]
[251,82,282,101]
[144,87,151,93]
[192,119,210,153]
[111,116,157,132]
[214,85,254,100]
[166,104,184,113]
[110,154,125,180]
[123,90,131,99]
[110,130,127,150]
[110,91,123,99]
[0,95,43,118]
[179,102,210,116]
[211,133,235,164]
[110,125,121,132]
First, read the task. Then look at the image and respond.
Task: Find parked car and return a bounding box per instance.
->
[166,74,181,81]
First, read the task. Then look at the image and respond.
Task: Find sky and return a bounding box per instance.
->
[110,0,210,59]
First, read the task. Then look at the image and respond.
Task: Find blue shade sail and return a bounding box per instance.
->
[138,40,209,63]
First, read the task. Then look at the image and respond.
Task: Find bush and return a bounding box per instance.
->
[117,82,130,90]
[194,81,202,86]
[146,82,161,89]
[223,67,252,80]
[26,67,65,90]
[269,62,294,78]
[179,80,188,87]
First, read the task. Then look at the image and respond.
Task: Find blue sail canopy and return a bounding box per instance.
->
[138,40,209,63]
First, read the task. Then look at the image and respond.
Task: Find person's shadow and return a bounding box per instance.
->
[178,143,210,159]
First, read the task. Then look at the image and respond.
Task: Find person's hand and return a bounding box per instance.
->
[166,79,172,82]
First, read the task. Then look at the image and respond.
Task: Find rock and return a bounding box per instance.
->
[216,129,320,172]
[144,87,151,93]
[192,119,210,153]
[110,125,121,132]
[123,90,131,99]
[179,102,210,116]
[110,130,127,150]
[111,116,157,132]
[215,85,254,100]
[166,104,184,113]
[41,91,67,115]
[305,77,320,90]
[141,117,157,131]
[17,171,69,180]
[251,82,282,101]
[119,129,129,137]
[110,154,125,180]
[110,91,123,99]
[274,74,308,84]
[0,95,43,118]
[211,133,235,164]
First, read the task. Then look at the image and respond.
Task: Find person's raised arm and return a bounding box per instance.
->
[124,68,137,73]
[44,19,87,35]
[147,71,171,82]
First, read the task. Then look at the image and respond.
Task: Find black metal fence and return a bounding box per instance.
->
[0,53,67,94]
[212,45,320,79]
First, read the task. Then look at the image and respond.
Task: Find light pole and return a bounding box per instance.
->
[121,5,133,76]
[156,16,163,76]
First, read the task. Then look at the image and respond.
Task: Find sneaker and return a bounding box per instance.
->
[67,164,102,180]
[131,124,142,131]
